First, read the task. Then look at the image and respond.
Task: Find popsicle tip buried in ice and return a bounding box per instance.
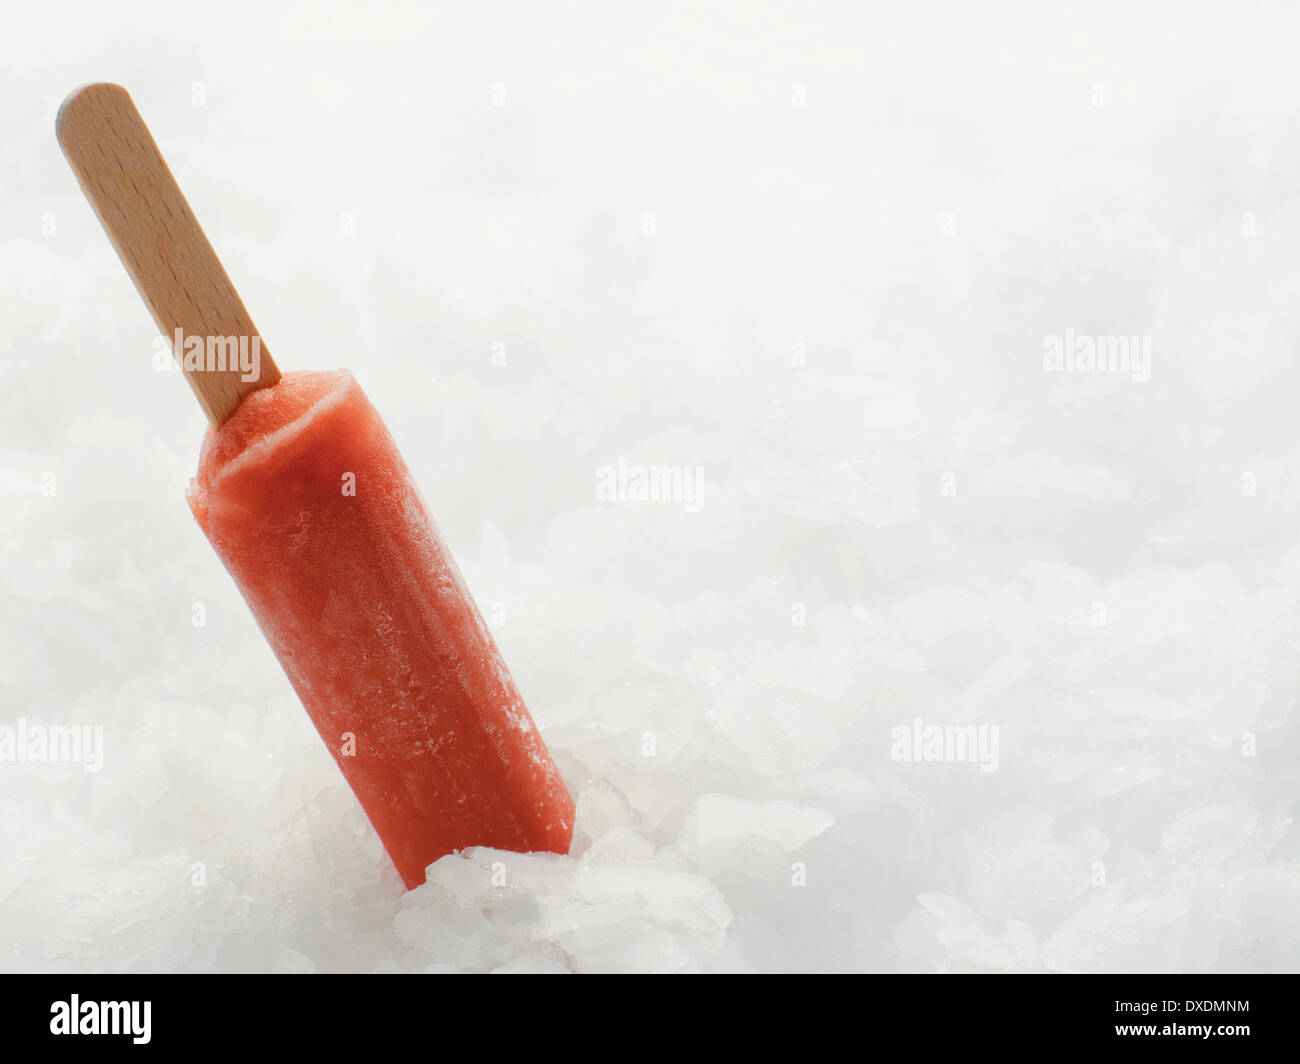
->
[57,85,576,888]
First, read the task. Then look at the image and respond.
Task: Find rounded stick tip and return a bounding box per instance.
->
[56,82,128,145]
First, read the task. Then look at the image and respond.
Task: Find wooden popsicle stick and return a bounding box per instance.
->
[56,83,280,426]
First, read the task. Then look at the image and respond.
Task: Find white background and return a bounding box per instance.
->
[2,0,1299,971]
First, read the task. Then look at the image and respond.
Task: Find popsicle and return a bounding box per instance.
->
[56,83,575,889]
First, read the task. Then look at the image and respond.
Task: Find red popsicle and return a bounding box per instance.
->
[57,83,575,888]
[189,370,574,885]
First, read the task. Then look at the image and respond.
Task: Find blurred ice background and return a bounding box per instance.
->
[3,0,1300,972]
